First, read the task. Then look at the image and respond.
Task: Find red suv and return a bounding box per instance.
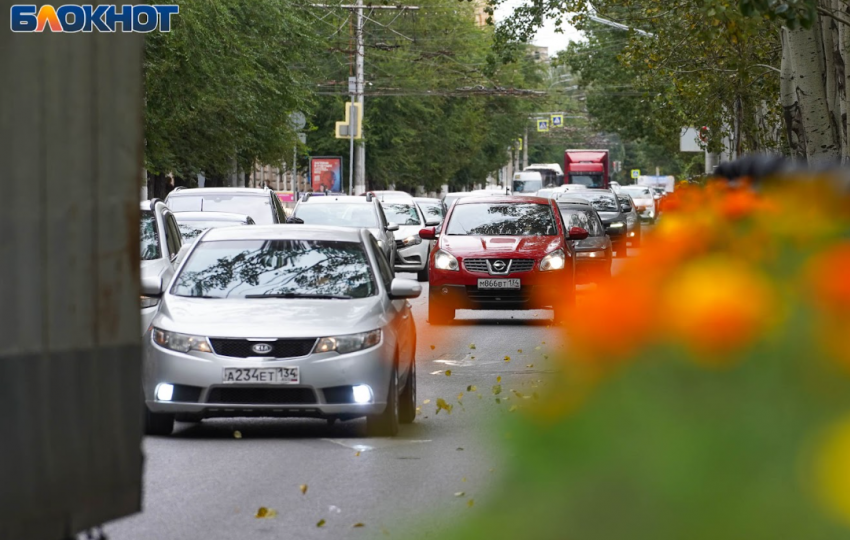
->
[419,196,587,324]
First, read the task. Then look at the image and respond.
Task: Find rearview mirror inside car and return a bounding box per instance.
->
[390,278,422,299]
[419,227,438,240]
[386,222,400,232]
[141,275,164,297]
[568,227,589,240]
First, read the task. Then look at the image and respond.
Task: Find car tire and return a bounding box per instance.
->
[428,297,453,325]
[398,358,416,424]
[145,407,174,436]
[367,366,400,436]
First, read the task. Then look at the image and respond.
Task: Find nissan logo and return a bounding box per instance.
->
[492,260,507,272]
[251,343,273,355]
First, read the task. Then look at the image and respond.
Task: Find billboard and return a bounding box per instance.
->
[310,157,342,193]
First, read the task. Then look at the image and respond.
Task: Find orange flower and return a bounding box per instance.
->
[806,243,850,316]
[718,187,763,221]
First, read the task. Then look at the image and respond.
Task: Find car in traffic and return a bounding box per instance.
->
[443,192,473,210]
[165,187,287,225]
[512,171,543,194]
[173,211,255,241]
[617,194,642,247]
[414,197,446,225]
[291,193,399,265]
[556,200,613,283]
[141,225,421,437]
[557,189,628,257]
[140,199,184,334]
[419,196,586,324]
[363,190,414,201]
[380,200,433,281]
[620,185,658,223]
[470,186,511,197]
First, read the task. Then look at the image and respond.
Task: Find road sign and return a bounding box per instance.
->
[537,119,549,132]
[550,114,563,128]
[289,112,306,131]
[334,102,362,139]
[298,133,307,144]
[517,138,523,150]
[631,169,640,179]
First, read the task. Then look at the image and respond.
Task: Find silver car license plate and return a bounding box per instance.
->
[477,278,520,290]
[222,367,300,384]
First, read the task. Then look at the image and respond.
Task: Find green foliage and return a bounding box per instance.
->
[739,0,817,28]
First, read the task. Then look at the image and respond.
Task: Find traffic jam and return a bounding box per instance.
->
[139,150,668,437]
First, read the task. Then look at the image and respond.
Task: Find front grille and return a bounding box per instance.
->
[206,387,317,405]
[172,384,203,403]
[466,286,533,304]
[463,258,535,274]
[395,239,406,250]
[209,338,317,358]
[323,386,355,404]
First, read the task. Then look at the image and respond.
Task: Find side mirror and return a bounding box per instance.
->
[425,220,441,227]
[419,227,438,240]
[390,278,422,299]
[386,222,400,232]
[141,275,164,297]
[621,205,631,212]
[567,227,589,241]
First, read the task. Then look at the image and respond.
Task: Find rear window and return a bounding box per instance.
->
[512,179,543,193]
[565,192,619,213]
[381,203,422,226]
[559,208,605,237]
[141,210,161,260]
[167,194,273,225]
[446,203,557,236]
[293,203,378,228]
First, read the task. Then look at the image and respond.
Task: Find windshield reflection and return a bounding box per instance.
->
[381,203,421,226]
[564,192,619,212]
[141,211,161,260]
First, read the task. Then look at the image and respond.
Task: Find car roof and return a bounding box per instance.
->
[302,195,374,204]
[456,195,550,205]
[140,200,166,211]
[167,187,270,197]
[556,198,592,206]
[201,224,365,242]
[414,197,441,203]
[173,211,252,222]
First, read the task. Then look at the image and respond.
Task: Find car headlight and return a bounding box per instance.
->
[315,329,382,354]
[609,221,625,228]
[540,249,567,271]
[402,235,422,246]
[141,295,159,309]
[577,250,607,259]
[434,249,459,271]
[152,328,212,353]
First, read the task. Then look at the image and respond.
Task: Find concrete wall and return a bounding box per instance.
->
[0,9,144,539]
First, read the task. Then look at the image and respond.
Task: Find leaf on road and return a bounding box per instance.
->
[534,346,541,351]
[423,399,431,404]
[497,376,501,383]
[456,447,464,451]
[462,477,467,482]
[543,355,549,360]
[504,355,511,362]
[353,522,365,528]
[233,431,242,439]
[526,364,534,368]
[457,392,463,401]
[512,390,524,399]
[300,484,308,495]
[416,407,422,415]
[492,384,502,395]
[255,507,277,518]
[436,398,453,414]
[430,345,436,350]
[542,341,546,344]
[445,370,452,377]
[454,491,465,497]
[355,451,361,457]
[466,385,477,392]
[317,519,326,528]
[495,398,501,404]
[509,405,518,412]
[469,343,476,349]
[470,356,476,360]
[517,349,523,353]
[467,499,474,508]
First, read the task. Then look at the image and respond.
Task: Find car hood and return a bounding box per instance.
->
[574,236,609,251]
[440,235,562,256]
[155,296,386,338]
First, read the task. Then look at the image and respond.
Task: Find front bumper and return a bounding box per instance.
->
[575,257,610,283]
[394,240,429,272]
[142,333,395,419]
[141,306,158,335]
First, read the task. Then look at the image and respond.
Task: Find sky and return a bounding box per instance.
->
[493,0,585,55]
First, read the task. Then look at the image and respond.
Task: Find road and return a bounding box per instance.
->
[108,251,635,540]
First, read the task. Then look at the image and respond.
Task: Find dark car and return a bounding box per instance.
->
[557,189,628,258]
[419,196,588,325]
[557,202,613,283]
[617,194,642,248]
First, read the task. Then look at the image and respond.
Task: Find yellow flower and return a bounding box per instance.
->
[812,415,850,528]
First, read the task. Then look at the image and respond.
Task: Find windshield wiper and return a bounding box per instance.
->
[245,293,353,300]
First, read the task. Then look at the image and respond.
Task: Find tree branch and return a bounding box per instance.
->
[817,6,850,27]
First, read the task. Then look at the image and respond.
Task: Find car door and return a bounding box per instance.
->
[370,236,413,372]
[375,203,396,268]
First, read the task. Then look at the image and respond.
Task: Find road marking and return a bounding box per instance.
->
[322,438,432,452]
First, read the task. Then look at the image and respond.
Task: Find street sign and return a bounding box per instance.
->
[631,169,640,179]
[298,133,307,144]
[517,137,523,150]
[550,114,563,128]
[537,119,549,132]
[289,112,306,131]
[334,102,362,139]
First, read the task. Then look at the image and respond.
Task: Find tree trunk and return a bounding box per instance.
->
[780,28,807,158]
[819,2,844,154]
[842,0,850,161]
[786,22,842,162]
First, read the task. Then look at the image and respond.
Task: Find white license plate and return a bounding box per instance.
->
[477,278,521,290]
[222,367,300,385]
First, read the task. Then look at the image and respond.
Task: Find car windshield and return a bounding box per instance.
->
[167,194,273,224]
[381,203,422,226]
[446,203,557,236]
[564,192,619,212]
[418,201,444,221]
[176,220,245,241]
[622,187,653,198]
[172,240,376,299]
[141,211,161,260]
[617,196,635,211]
[512,179,543,193]
[569,174,604,188]
[293,203,378,228]
[559,208,605,237]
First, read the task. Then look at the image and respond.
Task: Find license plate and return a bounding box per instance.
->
[477,278,520,290]
[222,367,300,384]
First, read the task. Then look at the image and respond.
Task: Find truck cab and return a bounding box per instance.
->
[564,150,610,189]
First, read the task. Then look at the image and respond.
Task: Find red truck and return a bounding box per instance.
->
[564,150,610,189]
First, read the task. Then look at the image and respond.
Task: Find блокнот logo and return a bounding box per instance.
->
[10,5,179,33]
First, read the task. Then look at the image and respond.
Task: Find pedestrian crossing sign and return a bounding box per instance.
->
[517,137,523,150]
[537,119,549,132]
[631,169,640,179]
[550,114,563,127]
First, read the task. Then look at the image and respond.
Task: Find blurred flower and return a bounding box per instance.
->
[812,415,850,529]
[807,243,850,316]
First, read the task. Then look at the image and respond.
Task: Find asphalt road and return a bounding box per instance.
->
[107,250,636,540]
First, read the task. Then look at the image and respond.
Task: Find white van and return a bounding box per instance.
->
[512,171,543,194]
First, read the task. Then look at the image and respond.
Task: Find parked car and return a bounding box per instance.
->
[620,185,658,223]
[173,211,255,242]
[141,225,420,437]
[617,194,642,247]
[165,187,287,225]
[557,189,628,257]
[381,200,432,282]
[140,199,183,334]
[291,193,398,266]
[556,201,613,283]
[470,187,511,197]
[363,190,414,201]
[414,197,447,226]
[419,196,586,324]
[442,192,473,210]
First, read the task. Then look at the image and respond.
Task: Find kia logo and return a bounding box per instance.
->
[492,260,507,272]
[251,343,273,354]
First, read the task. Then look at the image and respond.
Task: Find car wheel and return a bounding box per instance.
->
[428,297,453,325]
[398,358,416,424]
[367,366,400,436]
[145,407,174,436]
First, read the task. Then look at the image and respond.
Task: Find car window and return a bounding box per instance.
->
[418,202,444,220]
[568,174,604,188]
[271,193,286,222]
[381,203,422,226]
[565,192,620,212]
[445,203,557,236]
[167,194,274,225]
[376,204,389,227]
[618,196,635,211]
[559,208,605,237]
[176,219,245,241]
[512,180,543,193]
[172,239,376,299]
[140,210,161,260]
[293,203,379,228]
[368,235,394,288]
[161,212,181,258]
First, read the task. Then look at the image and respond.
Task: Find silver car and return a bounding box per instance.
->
[141,225,420,437]
[173,211,255,242]
[140,200,184,334]
[380,200,437,282]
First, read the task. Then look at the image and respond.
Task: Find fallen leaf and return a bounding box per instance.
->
[469,343,476,349]
[255,507,277,518]
[445,370,452,377]
[353,522,365,528]
[492,384,502,395]
[495,398,501,404]
[430,345,436,350]
[454,491,465,497]
[504,355,511,362]
[517,349,523,353]
[466,385,477,392]
[457,392,463,401]
[436,398,453,415]
[462,477,467,482]
[233,431,242,439]
[509,405,518,412]
[513,390,524,399]
[542,341,546,344]
[534,346,541,351]
[423,399,431,405]
[478,394,482,399]
[543,355,549,360]
[300,484,308,495]
[470,356,476,360]
[497,376,502,383]
[526,364,534,368]
[456,447,464,451]
[416,407,422,415]
[317,519,326,528]
[355,451,361,457]
[467,499,475,508]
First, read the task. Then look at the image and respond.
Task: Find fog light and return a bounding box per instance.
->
[352,384,373,404]
[441,287,449,295]
[155,383,174,402]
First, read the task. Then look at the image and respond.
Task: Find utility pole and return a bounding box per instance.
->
[354,0,366,195]
[522,128,528,170]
